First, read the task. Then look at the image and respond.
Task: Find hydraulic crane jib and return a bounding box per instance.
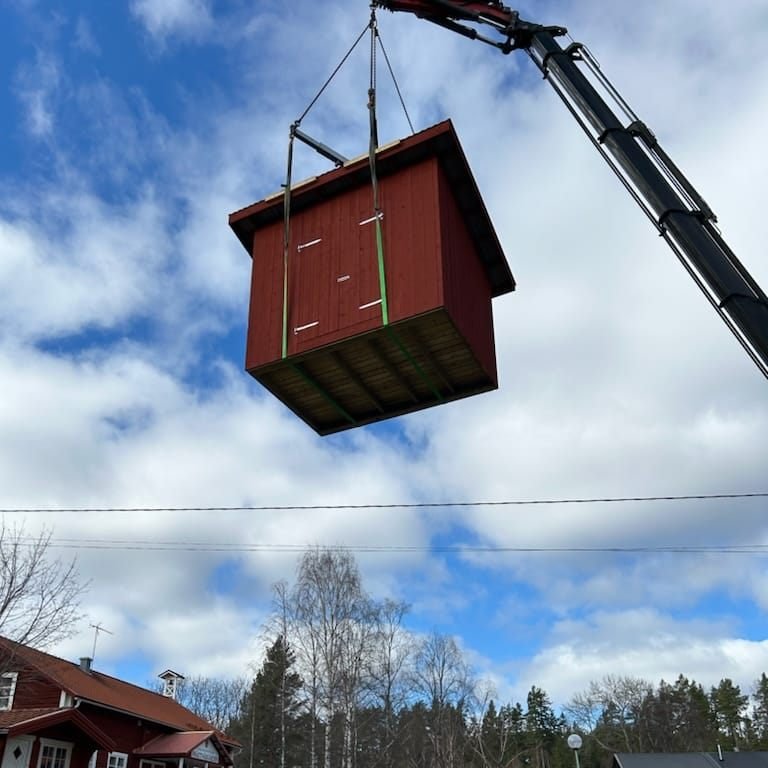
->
[372,0,567,52]
[371,0,768,379]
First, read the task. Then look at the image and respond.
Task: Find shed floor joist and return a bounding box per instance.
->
[250,309,496,435]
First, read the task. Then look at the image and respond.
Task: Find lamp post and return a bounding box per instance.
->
[567,734,583,768]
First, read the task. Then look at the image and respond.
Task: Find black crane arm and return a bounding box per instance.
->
[374,0,768,379]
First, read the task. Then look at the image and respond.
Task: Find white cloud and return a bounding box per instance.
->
[130,0,213,43]
[518,610,768,707]
[14,51,60,138]
[73,16,100,55]
[0,191,171,342]
[1,0,767,699]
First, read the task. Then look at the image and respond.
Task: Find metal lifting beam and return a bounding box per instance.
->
[526,30,768,377]
[373,0,768,379]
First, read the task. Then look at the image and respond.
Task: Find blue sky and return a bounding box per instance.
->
[1,0,767,710]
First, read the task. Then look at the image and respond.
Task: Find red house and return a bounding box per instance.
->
[0,639,237,768]
[230,119,514,435]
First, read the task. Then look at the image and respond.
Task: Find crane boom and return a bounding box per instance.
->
[374,0,768,379]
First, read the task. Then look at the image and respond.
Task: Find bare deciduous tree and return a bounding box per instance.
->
[292,548,373,768]
[564,675,652,753]
[364,599,413,768]
[0,522,85,660]
[170,675,248,731]
[411,632,476,768]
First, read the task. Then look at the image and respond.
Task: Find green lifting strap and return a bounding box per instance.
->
[281,129,296,360]
[373,213,389,326]
[368,11,390,328]
[367,10,440,403]
[385,326,444,403]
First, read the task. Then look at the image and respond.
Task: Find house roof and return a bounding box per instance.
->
[135,730,232,765]
[615,753,768,768]
[0,706,116,750]
[134,731,215,756]
[0,638,234,745]
[0,707,61,727]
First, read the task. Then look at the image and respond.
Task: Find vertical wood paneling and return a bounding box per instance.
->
[381,158,442,324]
[247,220,283,369]
[239,121,511,433]
[438,167,497,383]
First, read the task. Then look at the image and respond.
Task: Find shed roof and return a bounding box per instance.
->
[0,637,234,745]
[229,119,515,298]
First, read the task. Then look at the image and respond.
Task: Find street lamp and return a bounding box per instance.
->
[567,734,583,768]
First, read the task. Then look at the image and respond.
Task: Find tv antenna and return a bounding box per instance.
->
[90,622,114,662]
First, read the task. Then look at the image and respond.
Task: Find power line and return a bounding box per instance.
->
[37,540,768,554]
[1,490,766,514]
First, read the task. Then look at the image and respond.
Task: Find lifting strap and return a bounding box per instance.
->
[281,129,295,360]
[279,9,442,404]
[368,9,390,327]
[280,23,371,360]
[367,11,443,403]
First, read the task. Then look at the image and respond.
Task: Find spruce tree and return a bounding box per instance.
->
[229,635,304,768]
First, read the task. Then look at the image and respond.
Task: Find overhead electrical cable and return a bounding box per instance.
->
[17,539,768,555]
[1,490,766,514]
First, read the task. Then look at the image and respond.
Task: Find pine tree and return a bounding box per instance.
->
[525,686,562,768]
[710,678,748,750]
[752,673,768,748]
[229,635,304,768]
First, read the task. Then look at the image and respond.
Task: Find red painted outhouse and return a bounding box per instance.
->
[229,119,514,435]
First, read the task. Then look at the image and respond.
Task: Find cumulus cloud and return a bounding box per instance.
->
[1,0,766,696]
[519,610,768,707]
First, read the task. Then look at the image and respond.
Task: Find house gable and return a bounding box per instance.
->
[0,637,237,768]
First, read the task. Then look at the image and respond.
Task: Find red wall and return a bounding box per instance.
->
[77,702,170,768]
[246,156,455,371]
[438,165,498,384]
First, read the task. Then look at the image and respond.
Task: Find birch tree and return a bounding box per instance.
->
[291,548,373,768]
[0,522,85,665]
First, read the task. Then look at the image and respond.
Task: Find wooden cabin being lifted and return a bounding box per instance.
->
[229,119,514,435]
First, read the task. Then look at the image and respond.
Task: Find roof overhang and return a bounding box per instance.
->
[5,708,116,751]
[229,119,515,298]
[134,732,233,766]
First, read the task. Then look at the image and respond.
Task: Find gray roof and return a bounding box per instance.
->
[615,753,768,768]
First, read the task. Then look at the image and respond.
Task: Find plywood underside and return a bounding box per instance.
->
[250,309,496,435]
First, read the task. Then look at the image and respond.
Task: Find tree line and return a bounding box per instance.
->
[2,519,765,768]
[169,549,768,768]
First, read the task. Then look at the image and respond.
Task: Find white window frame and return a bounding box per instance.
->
[107,753,128,768]
[37,738,73,768]
[0,672,18,710]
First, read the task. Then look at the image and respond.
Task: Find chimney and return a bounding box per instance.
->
[79,657,93,673]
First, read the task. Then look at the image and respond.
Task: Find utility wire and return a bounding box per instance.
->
[33,540,768,554]
[1,491,766,514]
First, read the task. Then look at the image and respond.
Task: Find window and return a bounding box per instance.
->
[37,740,72,768]
[0,672,18,710]
[107,753,128,768]
[139,761,164,768]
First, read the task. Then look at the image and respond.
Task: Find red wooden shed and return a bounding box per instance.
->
[229,119,514,435]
